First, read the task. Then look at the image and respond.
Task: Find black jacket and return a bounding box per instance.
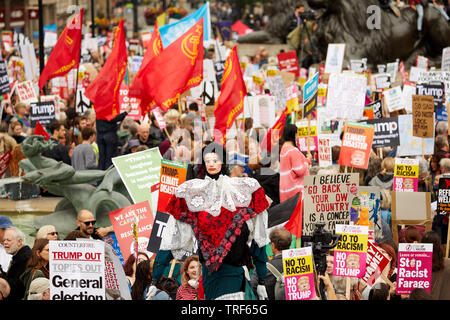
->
[3,245,32,301]
[41,138,71,165]
[96,112,128,134]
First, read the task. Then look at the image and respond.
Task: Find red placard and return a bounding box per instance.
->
[277,50,300,78]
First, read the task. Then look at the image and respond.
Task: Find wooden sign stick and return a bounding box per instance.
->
[345,277,351,300]
[168,260,176,278]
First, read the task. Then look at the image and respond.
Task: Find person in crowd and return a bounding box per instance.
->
[368,282,392,300]
[0,121,17,158]
[435,135,450,158]
[124,253,138,288]
[20,239,49,299]
[421,230,450,299]
[71,127,98,171]
[369,157,395,190]
[176,255,202,300]
[430,154,444,194]
[41,120,71,165]
[131,260,153,300]
[35,225,58,241]
[9,121,25,144]
[436,121,449,138]
[96,104,130,170]
[0,278,11,300]
[410,0,425,31]
[134,123,154,149]
[408,287,434,300]
[279,124,311,203]
[73,209,113,240]
[63,230,89,240]
[10,102,31,135]
[0,216,14,275]
[27,277,50,300]
[251,227,292,300]
[399,225,423,243]
[149,114,166,147]
[0,227,32,300]
[429,0,450,21]
[118,117,139,152]
[149,142,270,300]
[365,158,383,186]
[440,158,450,174]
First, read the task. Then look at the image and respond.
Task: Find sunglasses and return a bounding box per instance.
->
[82,220,96,226]
[47,232,58,236]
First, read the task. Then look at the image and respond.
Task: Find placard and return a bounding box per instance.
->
[375,73,391,90]
[333,224,369,278]
[277,50,300,78]
[29,101,56,127]
[412,95,434,138]
[49,240,105,300]
[350,186,382,236]
[0,151,11,179]
[282,246,316,300]
[157,159,188,214]
[442,47,450,72]
[296,120,318,152]
[267,76,287,111]
[112,148,162,209]
[396,243,433,295]
[383,86,404,112]
[318,136,332,168]
[303,72,319,117]
[437,176,450,215]
[397,114,434,156]
[15,80,38,104]
[338,121,374,169]
[108,201,154,262]
[363,117,399,148]
[417,71,450,84]
[302,173,359,235]
[0,60,10,95]
[361,241,392,286]
[324,43,345,74]
[118,85,141,121]
[393,158,419,192]
[416,82,445,110]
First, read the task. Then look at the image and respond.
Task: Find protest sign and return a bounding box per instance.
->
[49,240,105,300]
[338,121,374,169]
[0,60,10,95]
[29,101,56,127]
[326,73,367,120]
[350,186,382,238]
[20,42,39,82]
[442,47,450,72]
[317,84,327,106]
[282,247,316,300]
[350,59,367,73]
[109,201,154,262]
[374,73,391,90]
[303,72,319,117]
[267,75,287,111]
[418,71,450,84]
[157,159,188,214]
[112,148,162,210]
[324,43,345,74]
[409,66,426,83]
[377,64,386,73]
[277,50,300,78]
[286,83,299,113]
[318,136,332,168]
[437,176,450,215]
[118,85,141,121]
[361,241,392,286]
[104,242,132,300]
[396,243,433,295]
[302,173,359,235]
[364,117,399,148]
[416,82,445,110]
[412,95,434,138]
[402,83,416,113]
[333,224,369,278]
[393,158,419,192]
[147,210,170,254]
[416,56,429,70]
[386,61,398,82]
[383,86,404,112]
[397,114,434,156]
[296,120,318,153]
[15,80,38,104]
[152,107,166,130]
[0,151,11,179]
[129,56,143,73]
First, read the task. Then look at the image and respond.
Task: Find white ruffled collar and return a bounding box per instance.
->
[175,175,261,216]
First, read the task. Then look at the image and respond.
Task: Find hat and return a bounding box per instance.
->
[128,139,141,149]
[0,216,13,229]
[28,278,50,295]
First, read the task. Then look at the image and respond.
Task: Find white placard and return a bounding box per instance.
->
[324,43,346,74]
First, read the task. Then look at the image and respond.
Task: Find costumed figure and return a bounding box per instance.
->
[148,143,270,300]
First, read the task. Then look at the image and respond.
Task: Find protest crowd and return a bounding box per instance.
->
[1,0,450,303]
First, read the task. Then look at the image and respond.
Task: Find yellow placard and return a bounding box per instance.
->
[336,233,368,253]
[283,255,313,277]
[252,75,263,85]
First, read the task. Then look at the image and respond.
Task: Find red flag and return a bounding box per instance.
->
[85,20,128,121]
[34,120,50,140]
[38,9,83,89]
[260,108,288,153]
[139,18,204,112]
[130,23,163,115]
[284,192,303,238]
[213,46,247,144]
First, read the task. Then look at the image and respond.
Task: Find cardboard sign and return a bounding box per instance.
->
[333,224,369,278]
[282,247,316,300]
[361,241,392,286]
[383,86,404,112]
[324,43,345,74]
[108,201,154,262]
[437,176,450,215]
[318,136,332,168]
[326,73,367,120]
[338,122,374,169]
[0,60,10,95]
[363,117,399,148]
[49,240,105,300]
[29,101,56,127]
[393,158,419,192]
[412,95,434,138]
[112,148,162,210]
[302,173,359,235]
[157,159,188,214]
[277,50,300,78]
[296,120,318,152]
[396,243,433,295]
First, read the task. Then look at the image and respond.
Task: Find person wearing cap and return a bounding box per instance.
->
[0,216,14,275]
[27,277,50,300]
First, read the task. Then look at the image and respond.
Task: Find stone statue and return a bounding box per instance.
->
[19,135,133,237]
[238,0,450,69]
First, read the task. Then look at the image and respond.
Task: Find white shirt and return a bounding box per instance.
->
[0,245,12,272]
